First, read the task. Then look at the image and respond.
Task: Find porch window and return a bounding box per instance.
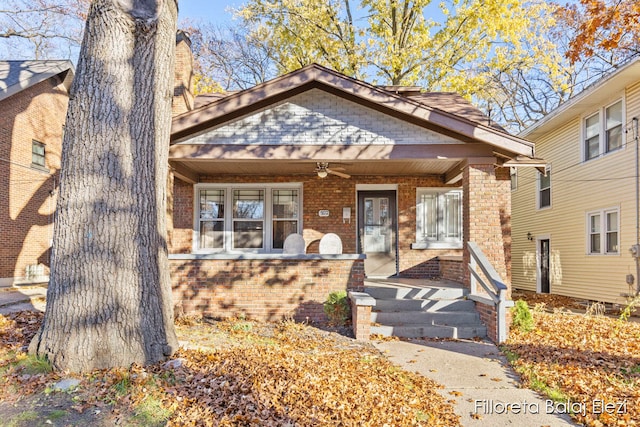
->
[233,189,264,249]
[416,188,462,248]
[587,208,619,255]
[199,189,225,249]
[195,184,301,253]
[272,189,299,249]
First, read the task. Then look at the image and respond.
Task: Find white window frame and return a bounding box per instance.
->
[510,167,517,191]
[582,98,625,162]
[586,207,619,255]
[536,165,551,210]
[415,188,463,249]
[31,140,46,169]
[193,183,303,253]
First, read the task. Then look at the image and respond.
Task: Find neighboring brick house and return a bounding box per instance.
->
[168,62,544,322]
[512,58,640,305]
[0,61,73,287]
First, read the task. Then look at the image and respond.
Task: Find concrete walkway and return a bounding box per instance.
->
[374,338,577,426]
[0,285,47,315]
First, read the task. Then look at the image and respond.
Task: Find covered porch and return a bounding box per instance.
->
[167,64,542,329]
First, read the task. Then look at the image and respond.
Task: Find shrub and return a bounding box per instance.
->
[511,300,534,332]
[323,291,351,325]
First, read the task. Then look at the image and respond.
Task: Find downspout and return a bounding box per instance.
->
[634,117,639,294]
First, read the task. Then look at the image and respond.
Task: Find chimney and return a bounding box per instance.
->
[173,30,194,116]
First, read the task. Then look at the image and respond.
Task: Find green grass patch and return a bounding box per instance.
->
[17,355,52,375]
[131,396,173,426]
[6,410,39,427]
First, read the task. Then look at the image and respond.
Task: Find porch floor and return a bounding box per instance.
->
[364,277,466,291]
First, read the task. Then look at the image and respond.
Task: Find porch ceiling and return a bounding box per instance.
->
[171,158,461,177]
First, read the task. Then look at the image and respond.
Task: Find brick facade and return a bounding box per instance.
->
[170,256,364,322]
[169,173,463,272]
[0,75,69,285]
[463,163,512,292]
[168,173,467,320]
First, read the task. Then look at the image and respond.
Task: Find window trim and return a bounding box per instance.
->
[414,187,463,249]
[193,183,303,254]
[586,207,620,255]
[536,165,551,210]
[510,167,517,191]
[582,98,625,162]
[31,140,46,170]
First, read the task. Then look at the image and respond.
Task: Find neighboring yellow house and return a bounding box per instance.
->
[512,58,640,305]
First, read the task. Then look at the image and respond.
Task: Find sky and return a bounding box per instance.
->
[179,0,243,25]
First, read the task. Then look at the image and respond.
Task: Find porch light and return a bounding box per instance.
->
[317,169,328,178]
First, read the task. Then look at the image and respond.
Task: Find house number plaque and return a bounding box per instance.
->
[318,210,330,217]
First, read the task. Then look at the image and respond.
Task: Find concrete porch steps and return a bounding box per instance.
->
[364,279,487,339]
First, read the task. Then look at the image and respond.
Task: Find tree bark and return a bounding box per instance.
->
[29,0,179,372]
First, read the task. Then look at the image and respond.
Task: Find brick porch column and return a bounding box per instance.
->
[462,161,512,298]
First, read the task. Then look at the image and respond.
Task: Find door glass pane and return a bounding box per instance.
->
[364,199,374,225]
[234,190,264,219]
[379,198,389,225]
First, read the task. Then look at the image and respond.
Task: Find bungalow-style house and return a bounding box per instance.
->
[167,56,543,327]
[512,58,640,305]
[0,60,73,287]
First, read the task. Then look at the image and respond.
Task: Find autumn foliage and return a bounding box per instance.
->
[559,0,640,63]
[504,307,640,426]
[0,312,459,426]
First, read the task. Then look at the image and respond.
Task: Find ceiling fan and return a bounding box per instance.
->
[315,162,351,179]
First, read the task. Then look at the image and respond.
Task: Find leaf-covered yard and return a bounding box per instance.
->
[503,301,640,427]
[0,312,459,426]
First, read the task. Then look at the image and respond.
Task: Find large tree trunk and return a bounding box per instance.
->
[29,0,179,372]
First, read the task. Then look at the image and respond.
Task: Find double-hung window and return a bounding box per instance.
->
[31,140,46,168]
[415,188,462,248]
[587,208,619,255]
[537,166,551,209]
[584,99,623,161]
[196,184,301,253]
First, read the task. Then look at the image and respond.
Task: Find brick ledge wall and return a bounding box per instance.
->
[170,257,365,323]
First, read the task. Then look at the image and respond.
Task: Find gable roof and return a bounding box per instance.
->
[0,60,74,102]
[172,63,535,158]
[520,57,640,140]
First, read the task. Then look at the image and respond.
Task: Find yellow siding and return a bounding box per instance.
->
[512,81,640,304]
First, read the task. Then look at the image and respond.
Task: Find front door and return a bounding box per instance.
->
[357,191,397,277]
[539,239,550,293]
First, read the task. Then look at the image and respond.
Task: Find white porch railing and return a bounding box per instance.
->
[467,241,514,342]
